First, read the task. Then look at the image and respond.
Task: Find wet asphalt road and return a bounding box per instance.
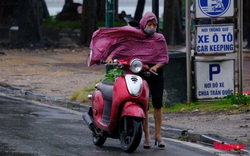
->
[0,94,233,156]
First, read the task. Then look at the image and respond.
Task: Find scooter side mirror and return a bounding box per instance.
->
[113,59,118,64]
[87,49,93,67]
[123,15,140,29]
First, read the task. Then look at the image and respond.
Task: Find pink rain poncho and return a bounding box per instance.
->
[88,12,169,66]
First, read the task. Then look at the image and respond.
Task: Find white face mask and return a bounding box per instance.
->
[144,28,156,35]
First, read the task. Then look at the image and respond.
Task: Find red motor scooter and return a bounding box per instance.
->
[82,58,154,153]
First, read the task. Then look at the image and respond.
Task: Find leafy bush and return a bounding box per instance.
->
[42,16,127,30]
[103,68,124,82]
[42,20,82,30]
[225,92,250,105]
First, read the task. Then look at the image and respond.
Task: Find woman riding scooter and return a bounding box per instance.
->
[89,12,169,149]
[105,12,169,149]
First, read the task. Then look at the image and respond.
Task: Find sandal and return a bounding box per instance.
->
[143,141,151,149]
[155,139,166,148]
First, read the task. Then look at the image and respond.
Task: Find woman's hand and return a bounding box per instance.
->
[150,64,164,73]
[150,66,158,72]
[106,56,113,64]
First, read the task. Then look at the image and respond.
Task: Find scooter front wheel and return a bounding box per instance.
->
[120,117,143,153]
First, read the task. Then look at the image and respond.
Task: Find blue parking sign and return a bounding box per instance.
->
[196,0,234,18]
[195,60,234,99]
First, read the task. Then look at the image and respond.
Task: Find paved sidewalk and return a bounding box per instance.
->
[0,47,249,154]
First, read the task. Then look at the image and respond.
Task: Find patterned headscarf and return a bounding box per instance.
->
[140,12,158,29]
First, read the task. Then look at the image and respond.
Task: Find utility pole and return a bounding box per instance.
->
[105,0,115,72]
[105,0,115,28]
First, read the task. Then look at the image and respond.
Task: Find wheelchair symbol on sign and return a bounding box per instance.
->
[198,0,231,17]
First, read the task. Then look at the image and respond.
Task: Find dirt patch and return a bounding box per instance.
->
[162,112,250,145]
[0,47,105,98]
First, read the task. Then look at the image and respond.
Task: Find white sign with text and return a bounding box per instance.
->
[196,24,234,54]
[195,60,234,99]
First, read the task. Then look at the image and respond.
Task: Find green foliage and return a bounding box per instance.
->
[42,16,127,30]
[162,93,250,114]
[42,20,82,30]
[98,21,127,27]
[103,68,124,82]
[224,93,250,105]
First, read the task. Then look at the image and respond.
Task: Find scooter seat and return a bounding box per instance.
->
[97,81,114,101]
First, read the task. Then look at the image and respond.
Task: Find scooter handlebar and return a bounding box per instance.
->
[103,58,158,75]
[103,59,124,68]
[149,70,158,75]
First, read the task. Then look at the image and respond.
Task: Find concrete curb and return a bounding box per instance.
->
[0,84,249,154]
[0,85,89,111]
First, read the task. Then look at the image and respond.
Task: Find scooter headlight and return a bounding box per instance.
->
[129,59,143,73]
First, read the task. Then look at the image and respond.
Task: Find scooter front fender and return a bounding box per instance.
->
[121,102,145,119]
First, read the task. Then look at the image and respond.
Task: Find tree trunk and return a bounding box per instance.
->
[97,0,105,21]
[56,0,81,21]
[41,0,50,19]
[15,0,43,47]
[80,0,97,46]
[115,0,119,21]
[0,0,17,25]
[65,0,73,4]
[163,0,184,45]
[134,0,145,22]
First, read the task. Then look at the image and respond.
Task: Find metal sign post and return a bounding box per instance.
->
[186,0,192,103]
[237,0,243,93]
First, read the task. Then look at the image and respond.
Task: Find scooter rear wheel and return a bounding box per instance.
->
[120,117,143,153]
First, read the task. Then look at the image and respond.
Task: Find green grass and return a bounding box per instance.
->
[69,68,250,114]
[70,87,96,103]
[71,86,250,114]
[162,101,249,114]
[161,93,250,114]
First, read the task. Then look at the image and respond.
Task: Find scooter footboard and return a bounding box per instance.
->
[121,102,145,119]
